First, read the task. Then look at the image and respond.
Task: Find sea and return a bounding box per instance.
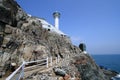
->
[91,54,120,80]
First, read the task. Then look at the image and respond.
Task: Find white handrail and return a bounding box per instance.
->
[6,62,25,80]
[25,59,46,64]
[6,56,60,80]
[6,58,48,80]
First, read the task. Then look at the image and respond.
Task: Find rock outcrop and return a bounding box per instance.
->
[0,0,117,80]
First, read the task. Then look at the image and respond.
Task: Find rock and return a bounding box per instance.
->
[0,36,3,46]
[26,73,50,80]
[1,52,10,64]
[4,25,13,34]
[102,69,118,79]
[53,67,66,77]
[0,21,5,33]
[0,0,117,80]
[0,0,27,27]
[0,71,5,78]
[2,37,10,47]
[72,54,110,80]
[63,74,71,80]
[0,6,12,25]
[10,63,16,72]
[0,67,5,78]
[11,63,16,66]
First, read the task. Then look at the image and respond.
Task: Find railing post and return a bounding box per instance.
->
[46,57,48,68]
[6,58,50,80]
[18,61,25,80]
[22,61,25,78]
[50,57,52,66]
[6,62,25,80]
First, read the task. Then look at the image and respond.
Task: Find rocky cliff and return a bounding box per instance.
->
[0,0,117,80]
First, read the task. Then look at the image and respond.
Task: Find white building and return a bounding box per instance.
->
[53,12,60,30]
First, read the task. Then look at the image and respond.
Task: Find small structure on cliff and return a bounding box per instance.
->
[79,42,87,54]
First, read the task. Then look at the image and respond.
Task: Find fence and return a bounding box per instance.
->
[6,56,60,80]
[6,62,25,80]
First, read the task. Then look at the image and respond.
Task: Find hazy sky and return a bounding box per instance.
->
[16,0,120,54]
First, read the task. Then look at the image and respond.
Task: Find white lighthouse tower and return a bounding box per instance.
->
[53,12,60,30]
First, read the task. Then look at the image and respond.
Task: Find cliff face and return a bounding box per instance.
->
[0,0,116,80]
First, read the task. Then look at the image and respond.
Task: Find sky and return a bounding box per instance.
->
[16,0,120,54]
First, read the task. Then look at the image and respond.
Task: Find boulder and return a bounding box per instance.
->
[4,25,13,34]
[53,67,66,77]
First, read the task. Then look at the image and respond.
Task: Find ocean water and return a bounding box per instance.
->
[91,54,120,80]
[91,54,120,72]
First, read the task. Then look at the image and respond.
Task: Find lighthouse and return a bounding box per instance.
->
[53,12,60,30]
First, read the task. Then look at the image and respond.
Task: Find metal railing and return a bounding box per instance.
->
[6,62,25,80]
[6,56,60,80]
[6,57,48,80]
